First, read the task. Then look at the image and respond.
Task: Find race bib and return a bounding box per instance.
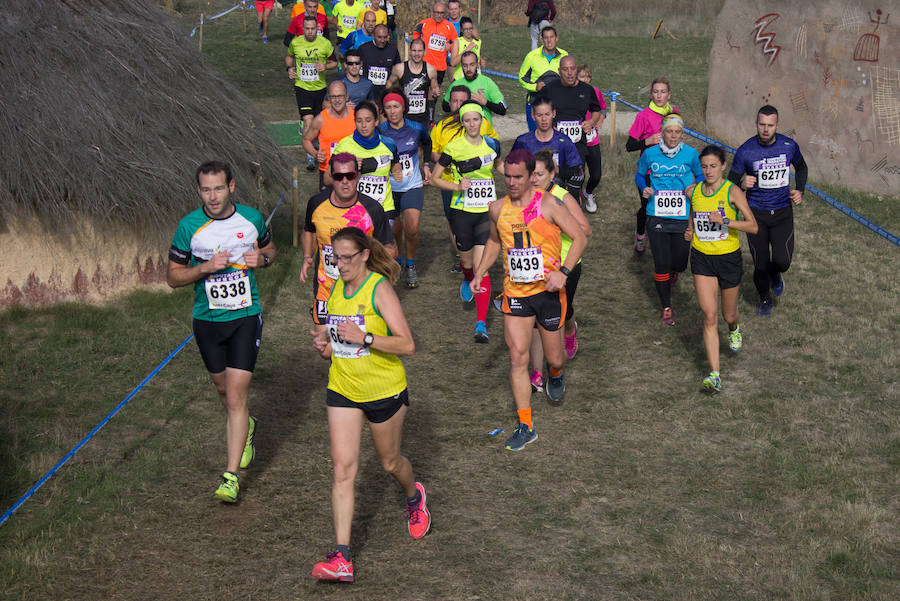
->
[557,120,582,143]
[408,92,426,114]
[653,189,687,218]
[693,212,729,242]
[367,66,388,86]
[326,314,369,359]
[585,127,598,144]
[463,178,495,209]
[758,165,789,189]
[400,153,415,179]
[507,247,544,282]
[340,14,356,30]
[205,271,252,310]
[299,63,319,82]
[358,174,388,203]
[428,34,447,52]
[321,244,339,280]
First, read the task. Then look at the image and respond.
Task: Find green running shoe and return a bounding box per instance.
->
[214,471,239,503]
[702,371,722,393]
[240,416,257,469]
[728,326,743,351]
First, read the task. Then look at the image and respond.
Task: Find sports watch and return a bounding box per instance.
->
[363,332,375,348]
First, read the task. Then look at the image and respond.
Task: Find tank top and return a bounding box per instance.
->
[441,135,498,213]
[547,183,581,265]
[398,61,431,122]
[333,135,397,213]
[326,272,407,402]
[451,37,482,80]
[318,108,356,172]
[498,191,563,297]
[690,180,740,255]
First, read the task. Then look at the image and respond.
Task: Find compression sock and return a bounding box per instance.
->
[462,266,474,282]
[549,366,562,378]
[475,275,491,322]
[654,272,672,308]
[517,407,533,429]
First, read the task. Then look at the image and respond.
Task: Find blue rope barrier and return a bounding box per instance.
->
[190,2,251,37]
[0,189,289,528]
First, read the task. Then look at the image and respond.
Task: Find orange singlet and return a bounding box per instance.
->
[318,108,356,172]
[497,190,563,303]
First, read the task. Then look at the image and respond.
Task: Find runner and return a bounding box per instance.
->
[431,86,500,273]
[441,51,506,124]
[413,2,458,85]
[525,0,555,51]
[332,100,403,218]
[362,0,388,26]
[511,96,583,204]
[518,26,567,131]
[286,16,338,170]
[471,149,587,450]
[727,104,807,317]
[635,113,702,325]
[525,149,591,390]
[339,10,377,55]
[301,152,396,331]
[626,77,679,256]
[256,0,274,43]
[539,56,602,208]
[447,0,464,34]
[386,38,441,129]
[448,17,484,81]
[167,161,276,503]
[684,146,758,392]
[331,0,366,56]
[303,81,357,186]
[429,103,502,342]
[310,227,430,583]
[339,49,375,108]
[358,24,402,99]
[378,90,431,288]
[284,0,328,46]
[576,64,607,214]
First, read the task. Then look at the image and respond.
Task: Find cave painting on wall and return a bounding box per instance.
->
[752,13,781,68]
[854,9,889,62]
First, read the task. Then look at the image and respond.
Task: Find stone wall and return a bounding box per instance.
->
[707,1,899,195]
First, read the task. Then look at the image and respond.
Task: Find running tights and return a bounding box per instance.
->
[747,206,794,301]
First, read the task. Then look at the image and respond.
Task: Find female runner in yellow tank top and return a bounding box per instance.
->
[310,227,430,583]
[684,146,757,393]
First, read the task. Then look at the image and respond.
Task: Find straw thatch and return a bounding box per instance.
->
[0,0,292,234]
[0,0,293,307]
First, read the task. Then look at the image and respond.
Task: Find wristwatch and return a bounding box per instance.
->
[262,253,270,267]
[722,217,731,226]
[559,266,571,277]
[363,332,375,348]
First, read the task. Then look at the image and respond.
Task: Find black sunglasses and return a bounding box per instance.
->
[332,171,358,182]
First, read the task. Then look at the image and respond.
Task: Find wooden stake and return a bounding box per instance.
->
[242,1,247,33]
[403,38,409,61]
[477,0,482,26]
[199,14,203,51]
[292,167,300,247]
[651,19,677,40]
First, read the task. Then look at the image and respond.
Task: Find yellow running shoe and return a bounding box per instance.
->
[214,471,239,503]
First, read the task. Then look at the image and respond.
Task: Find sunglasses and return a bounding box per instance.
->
[332,171,358,182]
[345,61,361,66]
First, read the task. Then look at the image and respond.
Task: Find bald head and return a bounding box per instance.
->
[374,24,390,47]
[559,56,578,87]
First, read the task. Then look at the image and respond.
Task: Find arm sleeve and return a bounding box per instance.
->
[625,136,644,153]
[483,100,507,116]
[792,154,808,193]
[283,32,296,47]
[726,169,743,186]
[442,98,451,113]
[484,81,507,115]
[635,153,650,191]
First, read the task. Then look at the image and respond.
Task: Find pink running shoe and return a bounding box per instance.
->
[660,307,675,326]
[312,551,354,582]
[407,482,431,539]
[564,322,578,359]
[530,370,544,392]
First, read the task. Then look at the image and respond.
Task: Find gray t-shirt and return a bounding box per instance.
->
[340,76,375,107]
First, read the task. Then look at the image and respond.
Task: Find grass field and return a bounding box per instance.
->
[1,3,898,600]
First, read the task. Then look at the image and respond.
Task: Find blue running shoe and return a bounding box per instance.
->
[460,279,474,303]
[772,275,785,297]
[546,369,565,403]
[474,320,488,343]
[504,423,537,451]
[756,298,773,316]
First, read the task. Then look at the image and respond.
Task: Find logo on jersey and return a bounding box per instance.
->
[237,232,244,239]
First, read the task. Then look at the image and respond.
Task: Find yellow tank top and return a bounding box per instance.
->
[690,180,740,255]
[326,272,406,402]
[452,38,482,80]
[498,191,562,298]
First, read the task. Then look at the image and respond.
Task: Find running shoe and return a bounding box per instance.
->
[239,416,257,469]
[460,279,474,303]
[214,471,239,503]
[405,264,419,288]
[564,322,578,359]
[306,154,316,171]
[504,422,538,451]
[530,369,544,393]
[584,193,598,214]
[728,325,743,351]
[702,371,722,392]
[312,551,354,582]
[474,320,489,343]
[262,35,268,43]
[450,256,462,273]
[634,230,647,255]
[772,275,785,297]
[492,294,503,313]
[406,482,431,539]
[756,298,773,317]
[660,307,675,326]
[546,369,565,403]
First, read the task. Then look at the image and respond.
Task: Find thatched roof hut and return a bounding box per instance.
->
[0,0,292,306]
